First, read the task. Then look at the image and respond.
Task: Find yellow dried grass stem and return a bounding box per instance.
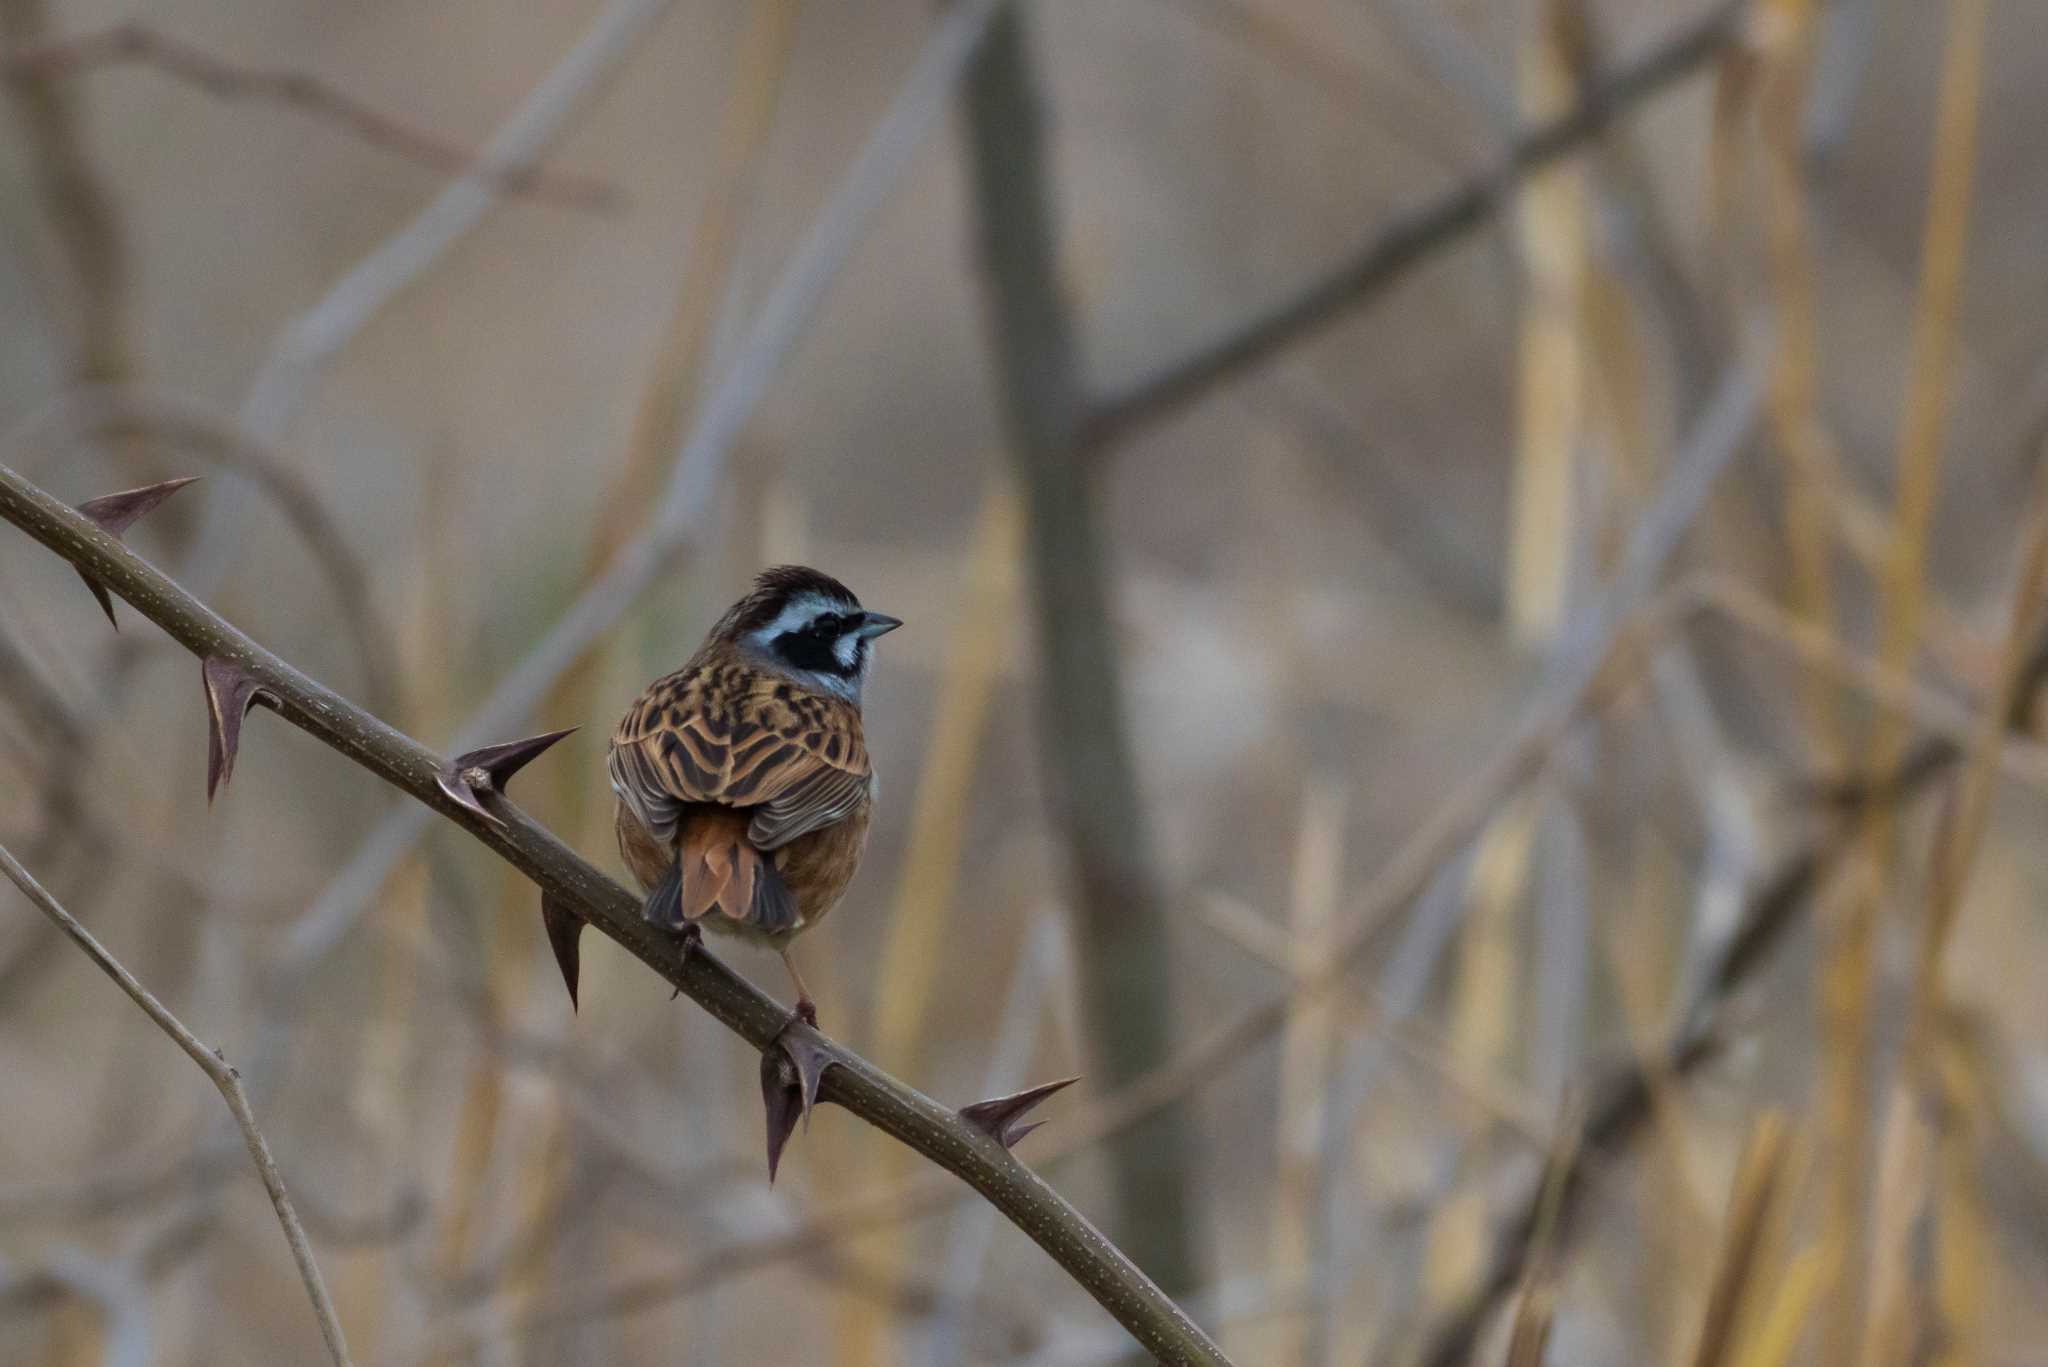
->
[836,486,1019,1367]
[1506,0,1592,645]
[1268,778,1346,1366]
[1755,0,1841,764]
[1423,798,1534,1311]
[1830,3,1989,1336]
[1688,1112,1791,1367]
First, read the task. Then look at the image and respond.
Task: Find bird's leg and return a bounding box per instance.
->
[667,919,702,1001]
[779,946,818,1030]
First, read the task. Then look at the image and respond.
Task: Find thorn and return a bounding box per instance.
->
[759,1029,835,1183]
[959,1076,1079,1151]
[540,892,582,1011]
[73,476,200,627]
[433,726,577,828]
[201,656,278,802]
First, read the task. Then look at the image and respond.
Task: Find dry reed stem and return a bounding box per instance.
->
[1505,0,1591,645]
[1422,798,1530,1312]
[1733,1244,1831,1367]
[1688,1113,1790,1367]
[1503,1096,1583,1367]
[1755,0,1842,764]
[842,486,1020,1366]
[0,843,353,1367]
[1834,4,1989,1356]
[1268,778,1346,1365]
[1603,836,1713,1235]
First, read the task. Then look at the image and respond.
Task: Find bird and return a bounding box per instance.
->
[608,566,900,1029]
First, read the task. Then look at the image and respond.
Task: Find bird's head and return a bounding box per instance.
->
[714,565,901,704]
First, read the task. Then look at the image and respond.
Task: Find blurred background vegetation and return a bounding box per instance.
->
[4,0,2048,1363]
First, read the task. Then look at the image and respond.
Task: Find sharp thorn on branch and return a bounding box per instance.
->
[432,726,578,828]
[959,1076,1079,1151]
[201,656,279,802]
[760,1029,835,1183]
[72,476,200,627]
[540,891,583,1011]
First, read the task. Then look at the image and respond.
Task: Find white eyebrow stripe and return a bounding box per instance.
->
[748,592,843,643]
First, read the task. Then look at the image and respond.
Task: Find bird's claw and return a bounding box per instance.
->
[668,921,703,1000]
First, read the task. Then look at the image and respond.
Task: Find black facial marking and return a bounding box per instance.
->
[770,611,862,677]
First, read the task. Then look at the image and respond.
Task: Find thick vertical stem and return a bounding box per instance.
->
[960,4,1203,1295]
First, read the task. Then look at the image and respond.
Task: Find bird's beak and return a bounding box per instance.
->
[856,611,903,639]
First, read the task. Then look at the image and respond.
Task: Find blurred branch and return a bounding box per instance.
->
[190,0,680,606]
[5,386,401,717]
[962,1,1203,1294]
[0,841,353,1367]
[0,1246,153,1367]
[1083,0,1745,449]
[0,0,129,383]
[1,20,620,210]
[0,462,1235,1367]
[281,0,1008,971]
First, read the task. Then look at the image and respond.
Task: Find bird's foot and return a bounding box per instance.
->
[667,920,703,1000]
[775,996,819,1036]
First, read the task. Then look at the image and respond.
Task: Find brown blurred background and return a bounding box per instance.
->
[4,0,2048,1363]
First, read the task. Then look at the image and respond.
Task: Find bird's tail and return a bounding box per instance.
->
[646,807,798,933]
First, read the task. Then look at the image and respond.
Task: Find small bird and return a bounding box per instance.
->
[608,566,900,1028]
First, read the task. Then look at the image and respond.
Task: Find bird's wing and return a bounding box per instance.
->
[609,664,871,853]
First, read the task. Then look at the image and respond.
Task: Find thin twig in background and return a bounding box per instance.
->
[0,461,1234,1367]
[1,21,619,210]
[1082,0,1746,450]
[0,842,353,1367]
[281,0,1009,973]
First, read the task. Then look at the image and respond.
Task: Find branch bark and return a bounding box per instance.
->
[0,841,353,1367]
[962,3,1205,1295]
[1083,0,1746,449]
[0,460,1235,1367]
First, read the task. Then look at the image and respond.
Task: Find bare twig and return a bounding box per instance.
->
[0,460,1233,1367]
[280,0,1009,971]
[1084,0,1744,448]
[2,21,619,209]
[0,841,353,1367]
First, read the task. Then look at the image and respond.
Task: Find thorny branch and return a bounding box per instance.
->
[2,20,619,209]
[0,461,1235,1367]
[0,842,353,1367]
